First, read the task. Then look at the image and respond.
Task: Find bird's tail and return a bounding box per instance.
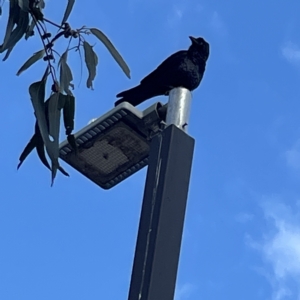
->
[115,85,160,107]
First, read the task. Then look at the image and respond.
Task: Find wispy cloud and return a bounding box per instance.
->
[285,140,300,169]
[167,5,184,28]
[282,42,300,65]
[174,283,196,300]
[248,200,300,300]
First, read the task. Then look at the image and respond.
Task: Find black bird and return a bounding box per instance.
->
[115,36,209,106]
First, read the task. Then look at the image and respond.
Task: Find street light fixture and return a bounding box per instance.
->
[59,102,166,189]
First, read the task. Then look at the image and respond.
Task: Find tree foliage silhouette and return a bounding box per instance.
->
[0,0,130,185]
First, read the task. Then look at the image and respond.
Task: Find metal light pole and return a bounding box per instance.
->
[128,87,195,300]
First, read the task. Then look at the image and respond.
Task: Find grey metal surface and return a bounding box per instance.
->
[128,125,195,300]
[166,88,192,132]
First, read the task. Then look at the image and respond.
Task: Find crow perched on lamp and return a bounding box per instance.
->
[115,36,209,107]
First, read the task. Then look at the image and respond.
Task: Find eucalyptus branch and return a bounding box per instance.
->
[30,12,57,83]
[43,17,64,29]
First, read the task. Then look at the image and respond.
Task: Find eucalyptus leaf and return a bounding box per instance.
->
[17,49,45,76]
[61,0,75,24]
[44,101,69,177]
[90,28,130,79]
[58,93,66,110]
[2,47,13,61]
[1,9,29,60]
[47,93,62,185]
[25,18,36,40]
[67,134,77,154]
[18,0,29,12]
[0,0,20,52]
[29,81,48,146]
[29,81,59,184]
[34,123,51,171]
[17,133,39,170]
[62,94,75,135]
[59,93,77,152]
[17,120,52,172]
[48,93,61,145]
[83,41,98,89]
[38,0,45,9]
[18,118,69,177]
[59,51,74,95]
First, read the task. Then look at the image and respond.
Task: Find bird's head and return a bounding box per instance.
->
[189,36,209,61]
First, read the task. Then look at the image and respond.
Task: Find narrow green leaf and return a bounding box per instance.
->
[0,1,20,52]
[1,10,29,60]
[58,93,66,110]
[18,0,30,12]
[45,95,70,181]
[59,51,74,95]
[25,18,36,40]
[38,0,46,9]
[29,81,57,184]
[34,112,69,177]
[17,49,45,76]
[62,94,75,135]
[67,135,77,154]
[29,81,48,145]
[35,120,53,172]
[83,41,98,89]
[58,166,69,177]
[17,134,38,169]
[61,0,75,24]
[35,145,51,170]
[90,28,130,79]
[2,10,29,52]
[18,100,69,179]
[48,93,61,145]
[2,47,13,61]
[18,122,51,171]
[47,93,61,184]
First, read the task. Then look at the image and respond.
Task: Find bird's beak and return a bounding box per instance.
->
[189,36,197,44]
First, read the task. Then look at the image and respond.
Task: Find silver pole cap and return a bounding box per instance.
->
[166,87,192,132]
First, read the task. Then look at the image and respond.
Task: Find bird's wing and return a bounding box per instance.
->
[140,50,186,85]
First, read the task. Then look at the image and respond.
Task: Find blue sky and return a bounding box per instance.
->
[1,0,300,299]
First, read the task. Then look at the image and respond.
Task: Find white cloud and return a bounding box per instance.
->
[248,201,300,300]
[174,283,195,300]
[282,42,300,65]
[285,140,300,169]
